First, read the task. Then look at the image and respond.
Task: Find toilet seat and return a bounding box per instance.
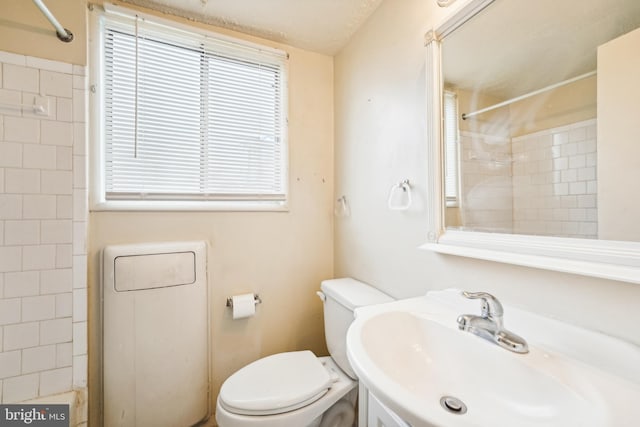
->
[219,351,333,416]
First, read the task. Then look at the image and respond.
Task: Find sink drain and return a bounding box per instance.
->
[440,396,467,414]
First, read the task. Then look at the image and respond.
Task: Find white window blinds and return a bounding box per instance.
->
[443,91,459,206]
[101,14,288,203]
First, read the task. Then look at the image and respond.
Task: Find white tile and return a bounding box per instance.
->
[73,289,87,322]
[56,342,72,368]
[578,167,596,182]
[40,317,72,345]
[0,89,22,117]
[0,350,21,379]
[3,322,39,350]
[569,154,586,169]
[41,170,72,195]
[4,271,39,298]
[587,180,597,195]
[73,222,86,255]
[22,245,56,271]
[73,189,87,221]
[2,373,39,403]
[26,57,72,74]
[22,295,56,322]
[40,269,72,295]
[55,293,72,318]
[5,169,40,194]
[579,222,598,236]
[73,355,87,388]
[72,75,87,90]
[23,144,57,170]
[3,116,40,143]
[41,121,73,146]
[552,131,569,146]
[0,246,22,273]
[72,321,86,355]
[40,71,72,98]
[72,256,87,289]
[23,195,57,219]
[0,298,21,326]
[72,122,86,156]
[560,169,577,183]
[0,327,3,352]
[56,146,72,170]
[2,64,39,93]
[56,195,73,219]
[4,220,40,245]
[553,157,568,171]
[73,155,86,189]
[0,143,23,168]
[0,51,26,66]
[56,97,73,122]
[73,89,86,123]
[22,344,56,373]
[41,219,72,244]
[0,167,4,192]
[569,127,587,143]
[578,195,597,209]
[0,194,23,219]
[72,65,87,76]
[56,245,73,269]
[569,181,587,195]
[40,366,72,396]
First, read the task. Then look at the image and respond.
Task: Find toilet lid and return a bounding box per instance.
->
[219,350,332,416]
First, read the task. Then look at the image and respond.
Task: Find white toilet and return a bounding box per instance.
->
[215,278,393,427]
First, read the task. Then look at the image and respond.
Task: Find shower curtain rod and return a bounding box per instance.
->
[461,70,596,120]
[32,0,74,42]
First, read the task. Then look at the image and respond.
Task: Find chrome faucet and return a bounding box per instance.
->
[457,291,529,354]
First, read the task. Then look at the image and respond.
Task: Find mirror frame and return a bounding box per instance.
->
[420,0,640,284]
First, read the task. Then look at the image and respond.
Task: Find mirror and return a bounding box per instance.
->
[441,0,640,241]
[422,0,640,284]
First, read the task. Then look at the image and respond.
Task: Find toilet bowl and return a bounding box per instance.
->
[215,278,393,427]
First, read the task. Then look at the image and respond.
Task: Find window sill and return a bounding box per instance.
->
[90,200,289,212]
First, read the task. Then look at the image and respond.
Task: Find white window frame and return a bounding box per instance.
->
[89,5,289,211]
[443,90,460,207]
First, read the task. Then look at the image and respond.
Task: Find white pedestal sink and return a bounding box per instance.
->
[347,289,640,427]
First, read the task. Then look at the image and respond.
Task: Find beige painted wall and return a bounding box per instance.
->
[509,76,596,137]
[87,21,334,427]
[0,0,87,65]
[597,27,640,241]
[334,0,640,347]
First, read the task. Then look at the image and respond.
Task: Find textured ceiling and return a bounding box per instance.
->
[119,0,384,55]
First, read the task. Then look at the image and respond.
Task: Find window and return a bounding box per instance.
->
[443,91,460,207]
[93,9,288,209]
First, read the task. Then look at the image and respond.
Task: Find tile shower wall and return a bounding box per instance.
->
[0,50,87,420]
[459,131,513,232]
[511,119,597,238]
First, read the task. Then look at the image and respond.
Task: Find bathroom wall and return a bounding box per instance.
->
[597,27,640,242]
[334,0,640,347]
[85,4,335,426]
[0,1,87,66]
[0,50,88,425]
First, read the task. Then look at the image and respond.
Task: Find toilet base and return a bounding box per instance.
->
[216,357,357,427]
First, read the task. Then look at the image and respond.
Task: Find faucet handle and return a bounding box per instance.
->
[461,291,504,319]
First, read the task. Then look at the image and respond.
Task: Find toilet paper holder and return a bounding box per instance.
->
[226,294,262,308]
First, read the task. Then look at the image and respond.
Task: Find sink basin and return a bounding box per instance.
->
[347,290,640,427]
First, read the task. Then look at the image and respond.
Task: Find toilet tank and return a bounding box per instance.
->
[320,278,393,379]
